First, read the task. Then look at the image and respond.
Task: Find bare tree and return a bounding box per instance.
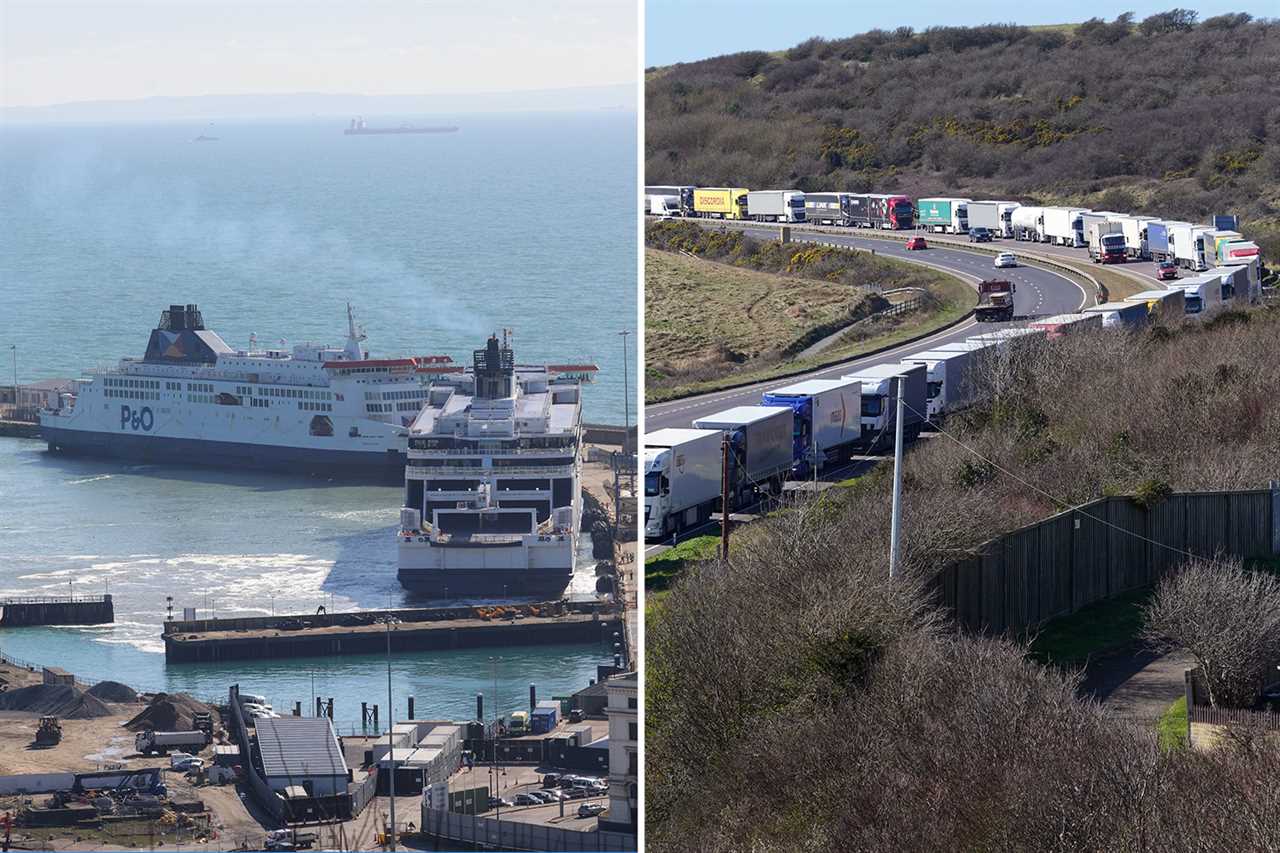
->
[1141,556,1280,708]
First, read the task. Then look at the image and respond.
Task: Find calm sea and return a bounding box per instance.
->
[0,111,636,723]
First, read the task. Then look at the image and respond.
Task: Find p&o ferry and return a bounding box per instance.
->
[40,303,452,481]
[397,334,593,597]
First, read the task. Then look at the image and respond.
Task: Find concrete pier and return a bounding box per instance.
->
[0,595,114,626]
[163,602,622,663]
[0,419,40,439]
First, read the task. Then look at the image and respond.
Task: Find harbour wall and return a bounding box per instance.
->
[163,603,622,663]
[0,419,39,439]
[0,595,114,627]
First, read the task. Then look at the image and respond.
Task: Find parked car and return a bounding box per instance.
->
[578,803,607,818]
[994,252,1018,268]
[564,786,593,800]
[171,756,204,773]
[168,752,196,767]
[513,793,542,806]
[906,236,928,250]
[525,790,557,804]
[539,789,569,801]
[488,797,512,808]
[968,227,993,243]
[1156,260,1179,281]
[541,773,562,788]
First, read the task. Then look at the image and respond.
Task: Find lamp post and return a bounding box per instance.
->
[382,617,400,851]
[8,345,16,415]
[618,330,631,457]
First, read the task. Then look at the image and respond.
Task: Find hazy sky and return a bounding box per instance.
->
[1,0,639,108]
[646,0,1275,66]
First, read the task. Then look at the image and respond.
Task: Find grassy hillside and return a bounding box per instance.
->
[644,221,972,400]
[646,13,1280,257]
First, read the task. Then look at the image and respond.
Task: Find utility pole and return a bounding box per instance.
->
[383,618,398,851]
[8,345,15,416]
[889,375,905,578]
[720,435,731,561]
[619,330,631,457]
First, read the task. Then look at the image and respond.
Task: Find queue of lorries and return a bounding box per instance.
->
[644,185,1264,286]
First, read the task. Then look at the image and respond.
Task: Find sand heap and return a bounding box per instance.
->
[87,680,140,703]
[125,692,219,732]
[0,683,113,719]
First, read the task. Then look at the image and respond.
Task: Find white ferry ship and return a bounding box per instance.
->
[397,334,591,596]
[40,303,453,481]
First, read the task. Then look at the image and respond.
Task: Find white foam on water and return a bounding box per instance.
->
[66,474,112,485]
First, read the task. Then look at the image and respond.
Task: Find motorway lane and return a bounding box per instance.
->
[646,226,1090,431]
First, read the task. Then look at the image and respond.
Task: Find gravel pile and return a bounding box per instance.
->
[125,692,219,732]
[87,681,139,703]
[0,683,113,718]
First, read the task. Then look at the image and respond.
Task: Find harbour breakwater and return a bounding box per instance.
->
[0,595,114,627]
[163,602,624,663]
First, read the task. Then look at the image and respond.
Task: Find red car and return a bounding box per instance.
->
[906,236,928,251]
[1156,260,1179,281]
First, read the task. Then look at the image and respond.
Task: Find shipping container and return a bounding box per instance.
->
[693,187,749,219]
[761,378,862,475]
[746,190,806,222]
[643,428,723,540]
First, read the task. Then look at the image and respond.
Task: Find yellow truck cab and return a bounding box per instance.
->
[694,187,749,220]
[509,710,529,735]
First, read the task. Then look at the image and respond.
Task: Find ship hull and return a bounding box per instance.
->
[396,565,573,598]
[42,425,405,483]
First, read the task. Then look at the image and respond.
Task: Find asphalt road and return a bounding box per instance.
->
[646,226,1090,431]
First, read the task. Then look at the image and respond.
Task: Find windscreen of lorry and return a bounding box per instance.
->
[789,197,804,208]
[927,381,943,400]
[861,396,883,417]
[1185,295,1202,313]
[644,472,666,497]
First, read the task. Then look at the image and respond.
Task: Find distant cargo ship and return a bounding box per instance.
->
[344,117,458,135]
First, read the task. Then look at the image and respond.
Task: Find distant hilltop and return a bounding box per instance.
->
[0,84,635,124]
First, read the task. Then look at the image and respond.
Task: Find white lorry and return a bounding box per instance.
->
[759,377,862,476]
[1108,214,1159,259]
[745,190,806,223]
[1167,273,1224,315]
[1168,223,1215,271]
[135,729,210,756]
[967,201,1019,238]
[643,428,723,540]
[1041,207,1088,247]
[899,349,976,420]
[841,363,927,451]
[1010,206,1045,242]
[1087,221,1127,263]
[690,406,794,509]
[1124,289,1186,321]
[645,194,682,217]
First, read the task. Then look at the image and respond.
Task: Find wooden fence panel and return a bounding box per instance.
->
[953,556,983,633]
[1038,514,1074,624]
[1106,498,1151,594]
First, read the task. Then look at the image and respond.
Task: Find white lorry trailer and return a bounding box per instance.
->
[1108,214,1159,259]
[135,730,211,756]
[1168,223,1214,271]
[1168,273,1224,316]
[691,406,794,508]
[1010,206,1045,242]
[760,378,862,476]
[1124,289,1186,321]
[1041,207,1089,247]
[841,363,927,451]
[967,202,1019,238]
[745,190,806,223]
[899,349,976,420]
[643,428,723,541]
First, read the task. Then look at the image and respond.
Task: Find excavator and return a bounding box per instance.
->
[34,716,61,747]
